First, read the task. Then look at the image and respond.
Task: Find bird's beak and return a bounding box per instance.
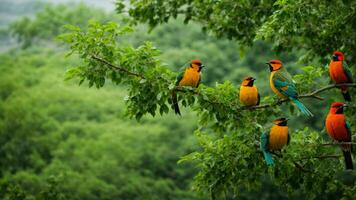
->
[201,64,205,68]
[265,62,270,65]
[252,78,256,81]
[285,118,290,121]
[342,104,348,108]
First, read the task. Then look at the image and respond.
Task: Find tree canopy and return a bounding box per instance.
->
[122,0,356,64]
[1,1,356,199]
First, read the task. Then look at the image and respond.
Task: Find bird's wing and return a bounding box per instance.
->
[257,93,261,105]
[175,70,185,86]
[273,70,298,98]
[343,61,353,83]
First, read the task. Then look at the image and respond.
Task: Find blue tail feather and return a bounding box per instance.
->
[262,151,274,166]
[291,98,313,117]
[260,133,274,166]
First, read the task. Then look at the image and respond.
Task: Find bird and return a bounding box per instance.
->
[325,102,353,170]
[260,118,290,166]
[328,51,353,101]
[266,59,313,117]
[172,60,204,115]
[239,76,260,106]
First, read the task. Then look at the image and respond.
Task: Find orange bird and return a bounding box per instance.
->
[329,51,353,101]
[260,118,290,166]
[172,60,204,115]
[239,76,260,106]
[325,102,353,170]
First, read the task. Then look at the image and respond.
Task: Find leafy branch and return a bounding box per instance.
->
[90,55,355,113]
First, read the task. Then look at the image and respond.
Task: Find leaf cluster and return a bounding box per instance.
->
[118,0,356,64]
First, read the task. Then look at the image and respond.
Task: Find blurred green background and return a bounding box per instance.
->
[0,0,346,199]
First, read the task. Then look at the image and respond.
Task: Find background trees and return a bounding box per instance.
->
[0,0,355,199]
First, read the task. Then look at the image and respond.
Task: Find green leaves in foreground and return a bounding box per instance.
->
[59,21,175,120]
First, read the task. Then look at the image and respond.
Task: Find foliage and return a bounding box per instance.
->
[119,0,356,64]
[2,2,356,199]
[60,20,356,199]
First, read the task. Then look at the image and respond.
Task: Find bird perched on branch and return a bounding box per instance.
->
[172,60,205,115]
[325,102,353,170]
[266,59,313,117]
[239,76,260,106]
[329,51,353,101]
[260,118,290,166]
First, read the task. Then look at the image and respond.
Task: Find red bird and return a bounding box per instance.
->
[325,102,353,170]
[329,51,353,101]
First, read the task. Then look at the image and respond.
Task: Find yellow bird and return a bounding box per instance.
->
[172,60,205,115]
[239,76,260,106]
[266,59,313,117]
[260,118,290,166]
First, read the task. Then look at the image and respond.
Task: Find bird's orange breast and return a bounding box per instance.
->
[179,68,200,87]
[268,125,289,151]
[329,61,349,83]
[325,114,349,142]
[239,86,258,106]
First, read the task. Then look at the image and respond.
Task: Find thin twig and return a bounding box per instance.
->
[293,161,313,173]
[303,83,356,97]
[293,154,344,173]
[297,155,342,160]
[245,83,356,110]
[91,55,145,78]
[320,142,356,146]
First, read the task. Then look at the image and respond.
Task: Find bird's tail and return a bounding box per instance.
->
[262,150,274,166]
[341,87,352,102]
[260,133,274,166]
[291,98,313,117]
[171,90,181,115]
[342,150,353,170]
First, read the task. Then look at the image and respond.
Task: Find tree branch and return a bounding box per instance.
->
[293,161,313,173]
[320,142,356,146]
[91,55,145,79]
[297,155,342,160]
[245,83,356,110]
[293,154,343,173]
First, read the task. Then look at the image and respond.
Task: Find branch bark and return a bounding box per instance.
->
[297,155,342,160]
[293,154,343,173]
[245,83,356,110]
[293,161,313,173]
[91,55,145,79]
[320,142,356,146]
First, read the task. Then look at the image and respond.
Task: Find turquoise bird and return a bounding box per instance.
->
[266,60,313,117]
[260,118,290,166]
